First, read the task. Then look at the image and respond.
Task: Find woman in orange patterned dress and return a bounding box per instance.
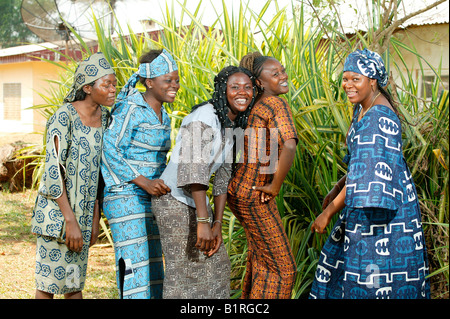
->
[227,52,298,299]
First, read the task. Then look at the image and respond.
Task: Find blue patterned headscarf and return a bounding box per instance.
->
[65,52,115,102]
[343,49,388,87]
[117,49,178,101]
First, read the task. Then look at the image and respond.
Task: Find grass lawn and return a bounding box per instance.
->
[0,189,118,299]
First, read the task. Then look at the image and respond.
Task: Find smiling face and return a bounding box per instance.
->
[86,73,117,106]
[256,58,289,96]
[146,70,180,104]
[342,71,377,106]
[226,72,254,121]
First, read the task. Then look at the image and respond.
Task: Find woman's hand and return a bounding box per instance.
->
[253,183,279,203]
[145,179,171,196]
[132,176,171,196]
[311,211,332,234]
[312,184,347,234]
[205,222,223,257]
[65,218,83,252]
[196,223,215,253]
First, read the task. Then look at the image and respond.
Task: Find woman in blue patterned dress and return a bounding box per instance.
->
[100,49,179,299]
[309,49,430,299]
[31,52,116,299]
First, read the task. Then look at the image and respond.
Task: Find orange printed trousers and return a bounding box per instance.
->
[228,196,297,299]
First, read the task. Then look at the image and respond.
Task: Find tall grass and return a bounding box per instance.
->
[25,0,448,298]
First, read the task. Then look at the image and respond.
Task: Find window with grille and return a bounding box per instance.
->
[3,83,22,121]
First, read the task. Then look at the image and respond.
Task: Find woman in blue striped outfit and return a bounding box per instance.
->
[100,49,179,299]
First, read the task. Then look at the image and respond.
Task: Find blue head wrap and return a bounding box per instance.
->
[116,49,178,101]
[343,49,388,87]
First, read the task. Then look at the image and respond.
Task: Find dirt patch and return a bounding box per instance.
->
[0,240,36,298]
[0,240,117,299]
[0,189,118,299]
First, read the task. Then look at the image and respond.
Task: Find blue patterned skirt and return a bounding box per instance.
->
[309,204,430,299]
[103,186,164,299]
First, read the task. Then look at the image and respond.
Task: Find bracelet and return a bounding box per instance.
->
[213,220,222,225]
[196,217,212,224]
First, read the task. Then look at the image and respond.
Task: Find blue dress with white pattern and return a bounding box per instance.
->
[100,90,170,299]
[309,104,430,299]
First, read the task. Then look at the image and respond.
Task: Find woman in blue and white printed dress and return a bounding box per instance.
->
[100,49,179,299]
[309,49,430,299]
[31,52,116,299]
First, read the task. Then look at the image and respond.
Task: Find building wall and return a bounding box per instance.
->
[390,23,449,98]
[0,61,61,133]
